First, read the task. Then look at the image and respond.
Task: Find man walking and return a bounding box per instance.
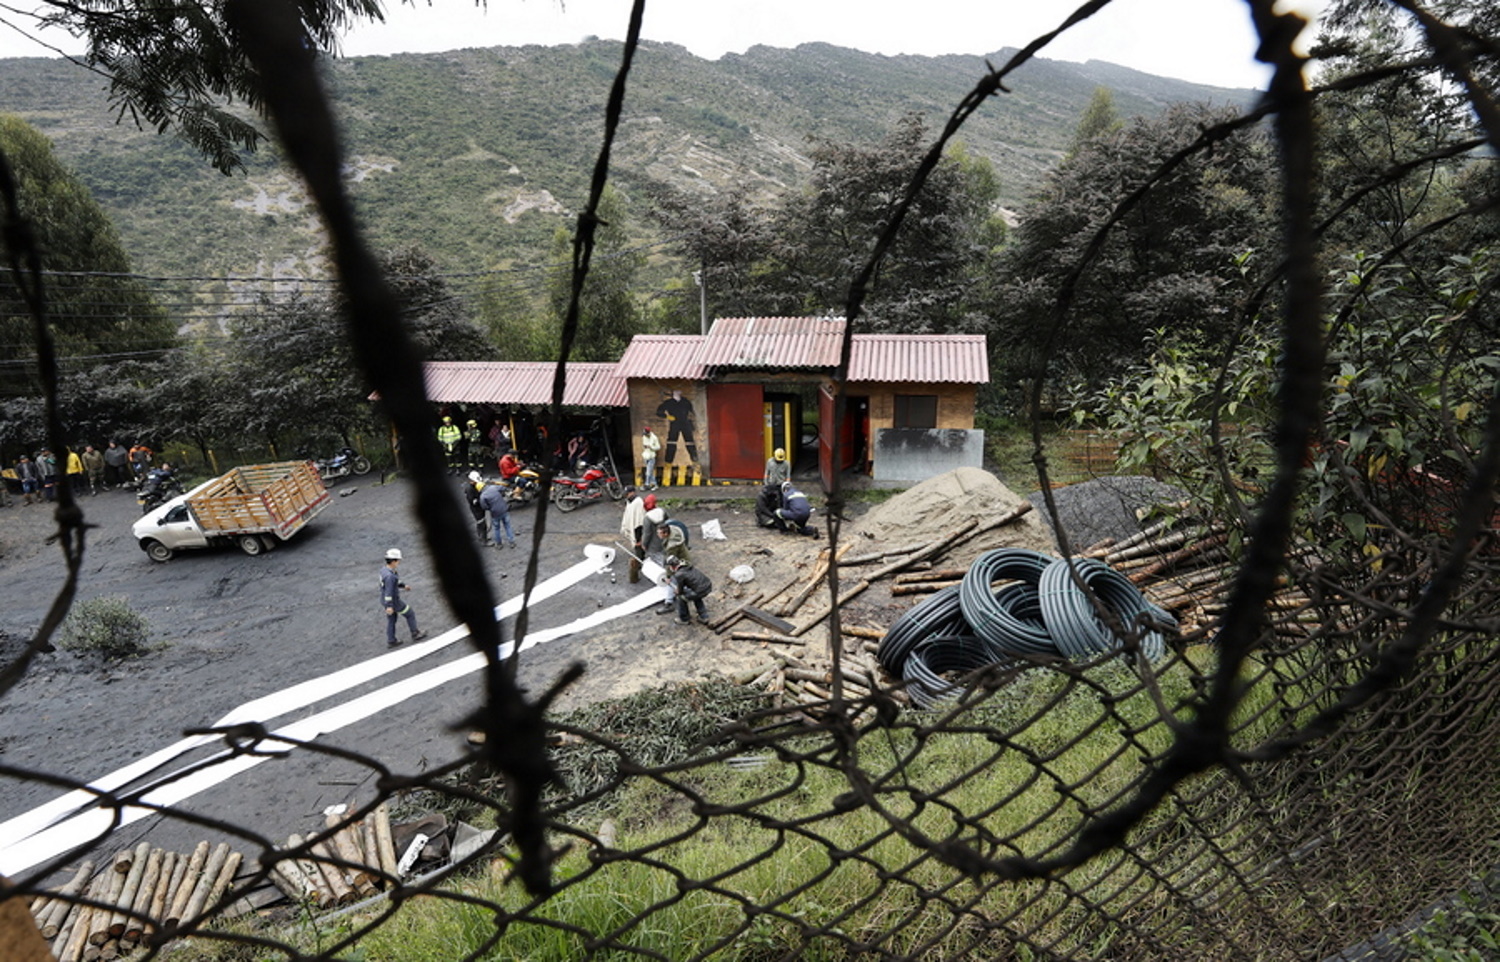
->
[81,444,105,495]
[381,548,427,647]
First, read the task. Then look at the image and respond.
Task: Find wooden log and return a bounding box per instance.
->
[373,805,400,883]
[325,816,376,897]
[730,631,807,647]
[199,851,242,920]
[97,937,120,960]
[893,568,969,585]
[38,860,93,939]
[56,870,104,962]
[122,848,162,941]
[165,842,210,929]
[177,842,230,928]
[90,853,131,945]
[286,835,336,908]
[264,844,316,903]
[727,659,779,684]
[1102,514,1186,558]
[145,851,178,939]
[791,579,870,636]
[1104,525,1204,564]
[361,817,383,890]
[840,625,885,641]
[866,519,980,582]
[891,580,960,596]
[308,839,355,905]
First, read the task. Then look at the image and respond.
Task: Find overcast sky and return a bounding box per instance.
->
[0,0,1323,90]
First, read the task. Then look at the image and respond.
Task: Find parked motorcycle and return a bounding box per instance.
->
[313,446,372,484]
[551,460,625,512]
[137,467,185,514]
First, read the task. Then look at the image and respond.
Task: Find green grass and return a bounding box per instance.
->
[339,653,1293,961]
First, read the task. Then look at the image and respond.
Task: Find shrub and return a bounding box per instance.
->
[57,595,153,660]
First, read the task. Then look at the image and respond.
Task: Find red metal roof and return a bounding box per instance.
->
[422,361,628,408]
[848,334,989,384]
[699,316,846,369]
[614,335,707,380]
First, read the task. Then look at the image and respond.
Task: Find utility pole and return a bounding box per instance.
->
[692,268,707,335]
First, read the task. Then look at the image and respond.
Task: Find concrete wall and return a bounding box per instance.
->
[873,428,985,482]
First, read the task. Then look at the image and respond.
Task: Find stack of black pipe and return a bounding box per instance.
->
[877,548,1175,708]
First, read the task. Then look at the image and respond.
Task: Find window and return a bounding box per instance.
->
[893,395,938,430]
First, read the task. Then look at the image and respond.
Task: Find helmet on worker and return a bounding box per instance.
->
[773,448,786,461]
[666,555,684,569]
[385,548,402,561]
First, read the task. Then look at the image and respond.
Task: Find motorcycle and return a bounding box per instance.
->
[313,446,372,484]
[504,463,544,506]
[137,467,185,514]
[550,460,625,512]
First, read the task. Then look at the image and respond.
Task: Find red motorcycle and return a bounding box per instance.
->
[551,460,625,512]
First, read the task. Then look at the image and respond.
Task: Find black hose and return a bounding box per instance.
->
[960,548,1056,656]
[877,583,967,673]
[901,633,1006,709]
[1037,557,1175,661]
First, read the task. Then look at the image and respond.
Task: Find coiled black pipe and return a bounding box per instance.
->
[1037,557,1175,661]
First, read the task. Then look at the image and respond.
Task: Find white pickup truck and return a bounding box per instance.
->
[133,461,331,562]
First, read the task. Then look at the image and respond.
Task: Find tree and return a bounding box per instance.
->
[543,184,645,361]
[991,101,1277,404]
[0,115,174,397]
[18,0,402,174]
[1067,87,1122,159]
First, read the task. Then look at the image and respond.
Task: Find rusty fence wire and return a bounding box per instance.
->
[6,1,1500,960]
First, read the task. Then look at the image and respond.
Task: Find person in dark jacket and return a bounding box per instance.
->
[463,472,488,542]
[380,548,427,647]
[775,481,814,535]
[478,477,516,547]
[663,555,712,625]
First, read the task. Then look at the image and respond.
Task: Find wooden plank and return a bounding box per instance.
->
[739,606,796,635]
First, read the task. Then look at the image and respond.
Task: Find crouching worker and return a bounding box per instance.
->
[775,481,817,536]
[663,555,712,625]
[754,483,781,528]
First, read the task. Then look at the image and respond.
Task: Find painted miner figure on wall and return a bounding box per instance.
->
[655,388,699,466]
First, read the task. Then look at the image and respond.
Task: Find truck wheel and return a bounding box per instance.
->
[555,492,581,512]
[352,456,372,476]
[239,534,265,556]
[144,540,173,563]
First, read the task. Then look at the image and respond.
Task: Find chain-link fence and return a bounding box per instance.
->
[6,1,1500,959]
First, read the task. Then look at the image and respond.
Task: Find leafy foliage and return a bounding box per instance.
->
[58,595,153,660]
[0,115,175,396]
[991,102,1277,403]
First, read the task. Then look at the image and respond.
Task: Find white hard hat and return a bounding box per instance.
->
[385,548,403,561]
[467,470,481,483]
[646,507,666,524]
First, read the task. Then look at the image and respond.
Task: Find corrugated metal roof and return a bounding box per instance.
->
[699,316,846,369]
[847,334,989,384]
[422,361,628,408]
[614,335,707,380]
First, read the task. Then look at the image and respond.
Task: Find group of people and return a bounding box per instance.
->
[8,439,149,505]
[755,448,816,536]
[620,486,713,624]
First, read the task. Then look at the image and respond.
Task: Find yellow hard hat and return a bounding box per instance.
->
[774,448,786,460]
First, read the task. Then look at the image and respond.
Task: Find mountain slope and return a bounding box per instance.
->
[0,40,1253,280]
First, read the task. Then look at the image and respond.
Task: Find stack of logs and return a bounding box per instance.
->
[714,509,1313,712]
[25,803,403,962]
[713,502,1036,714]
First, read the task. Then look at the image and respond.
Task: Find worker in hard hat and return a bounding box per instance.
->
[380,548,427,647]
[763,447,790,487]
[437,415,462,474]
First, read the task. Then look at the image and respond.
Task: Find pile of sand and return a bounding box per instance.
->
[849,467,1057,568]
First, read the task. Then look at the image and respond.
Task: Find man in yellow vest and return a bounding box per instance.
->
[436,416,462,474]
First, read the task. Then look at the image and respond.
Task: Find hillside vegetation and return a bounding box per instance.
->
[0,40,1250,280]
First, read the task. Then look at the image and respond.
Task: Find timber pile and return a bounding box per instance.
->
[25,803,405,962]
[721,509,1315,713]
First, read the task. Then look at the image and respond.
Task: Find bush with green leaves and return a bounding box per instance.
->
[57,596,154,660]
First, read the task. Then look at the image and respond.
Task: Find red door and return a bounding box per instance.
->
[707,383,765,480]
